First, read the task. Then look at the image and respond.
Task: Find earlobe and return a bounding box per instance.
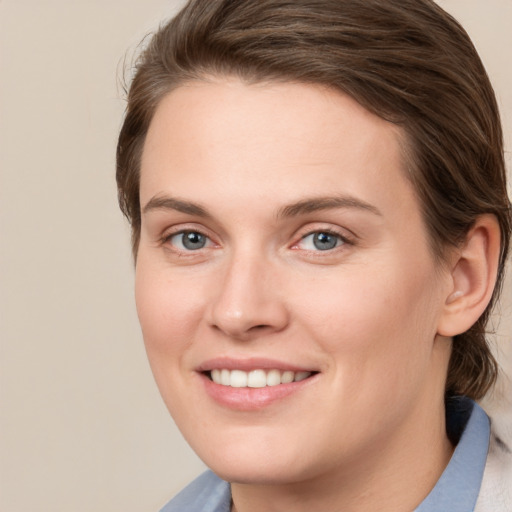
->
[437,214,501,337]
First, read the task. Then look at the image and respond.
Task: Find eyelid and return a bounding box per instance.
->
[170,231,214,251]
[290,224,356,250]
[294,233,347,253]
[160,223,219,250]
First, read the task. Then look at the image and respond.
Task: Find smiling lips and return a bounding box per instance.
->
[200,361,318,409]
[209,369,313,388]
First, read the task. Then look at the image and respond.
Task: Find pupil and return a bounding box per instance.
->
[313,232,337,250]
[183,232,206,250]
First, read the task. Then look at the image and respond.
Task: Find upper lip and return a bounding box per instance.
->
[197,357,317,373]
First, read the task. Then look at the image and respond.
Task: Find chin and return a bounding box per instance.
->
[208,458,311,486]
[189,430,317,485]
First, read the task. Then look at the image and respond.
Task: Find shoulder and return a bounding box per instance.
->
[160,470,231,512]
[475,421,512,512]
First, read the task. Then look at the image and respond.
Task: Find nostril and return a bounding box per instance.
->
[247,324,273,334]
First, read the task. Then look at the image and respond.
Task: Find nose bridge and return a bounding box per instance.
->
[209,245,288,339]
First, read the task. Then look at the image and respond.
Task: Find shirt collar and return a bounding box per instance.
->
[415,396,490,512]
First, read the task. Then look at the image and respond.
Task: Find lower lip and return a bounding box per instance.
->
[200,373,317,411]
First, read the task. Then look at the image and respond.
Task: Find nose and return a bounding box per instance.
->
[207,252,289,340]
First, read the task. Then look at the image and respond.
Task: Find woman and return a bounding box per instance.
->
[116,0,512,510]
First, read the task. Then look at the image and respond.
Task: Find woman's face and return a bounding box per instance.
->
[136,79,453,484]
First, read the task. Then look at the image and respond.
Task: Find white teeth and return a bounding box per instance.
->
[266,369,281,387]
[230,370,248,388]
[211,369,221,383]
[209,369,313,387]
[220,369,230,386]
[281,371,294,384]
[248,369,267,388]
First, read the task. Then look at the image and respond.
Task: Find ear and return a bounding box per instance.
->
[437,214,501,337]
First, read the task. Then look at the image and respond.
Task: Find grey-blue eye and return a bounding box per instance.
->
[300,231,344,251]
[170,231,209,250]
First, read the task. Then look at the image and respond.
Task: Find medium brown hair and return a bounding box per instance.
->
[116,0,511,399]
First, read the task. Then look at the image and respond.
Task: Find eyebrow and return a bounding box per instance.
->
[142,194,382,219]
[277,195,382,218]
[142,195,211,217]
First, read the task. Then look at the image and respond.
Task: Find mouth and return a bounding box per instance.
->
[198,359,320,410]
[205,368,316,388]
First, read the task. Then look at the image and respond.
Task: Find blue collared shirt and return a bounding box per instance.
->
[161,397,490,512]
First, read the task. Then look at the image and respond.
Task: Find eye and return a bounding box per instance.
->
[168,230,212,251]
[298,231,345,251]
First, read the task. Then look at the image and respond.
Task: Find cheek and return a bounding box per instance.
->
[134,259,210,419]
[134,258,204,364]
[295,258,442,378]
[292,263,445,446]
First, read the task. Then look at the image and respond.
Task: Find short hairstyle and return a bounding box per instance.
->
[116,0,512,399]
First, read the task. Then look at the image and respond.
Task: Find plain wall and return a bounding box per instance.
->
[0,1,510,511]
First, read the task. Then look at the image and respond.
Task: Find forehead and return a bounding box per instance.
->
[140,79,417,225]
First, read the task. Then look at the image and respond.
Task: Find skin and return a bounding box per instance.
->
[136,79,458,512]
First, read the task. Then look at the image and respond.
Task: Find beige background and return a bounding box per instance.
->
[0,1,510,511]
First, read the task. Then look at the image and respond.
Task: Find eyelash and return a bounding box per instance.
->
[160,226,354,255]
[292,228,353,252]
[161,228,216,254]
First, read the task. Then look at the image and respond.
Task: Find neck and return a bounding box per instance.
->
[230,398,454,512]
